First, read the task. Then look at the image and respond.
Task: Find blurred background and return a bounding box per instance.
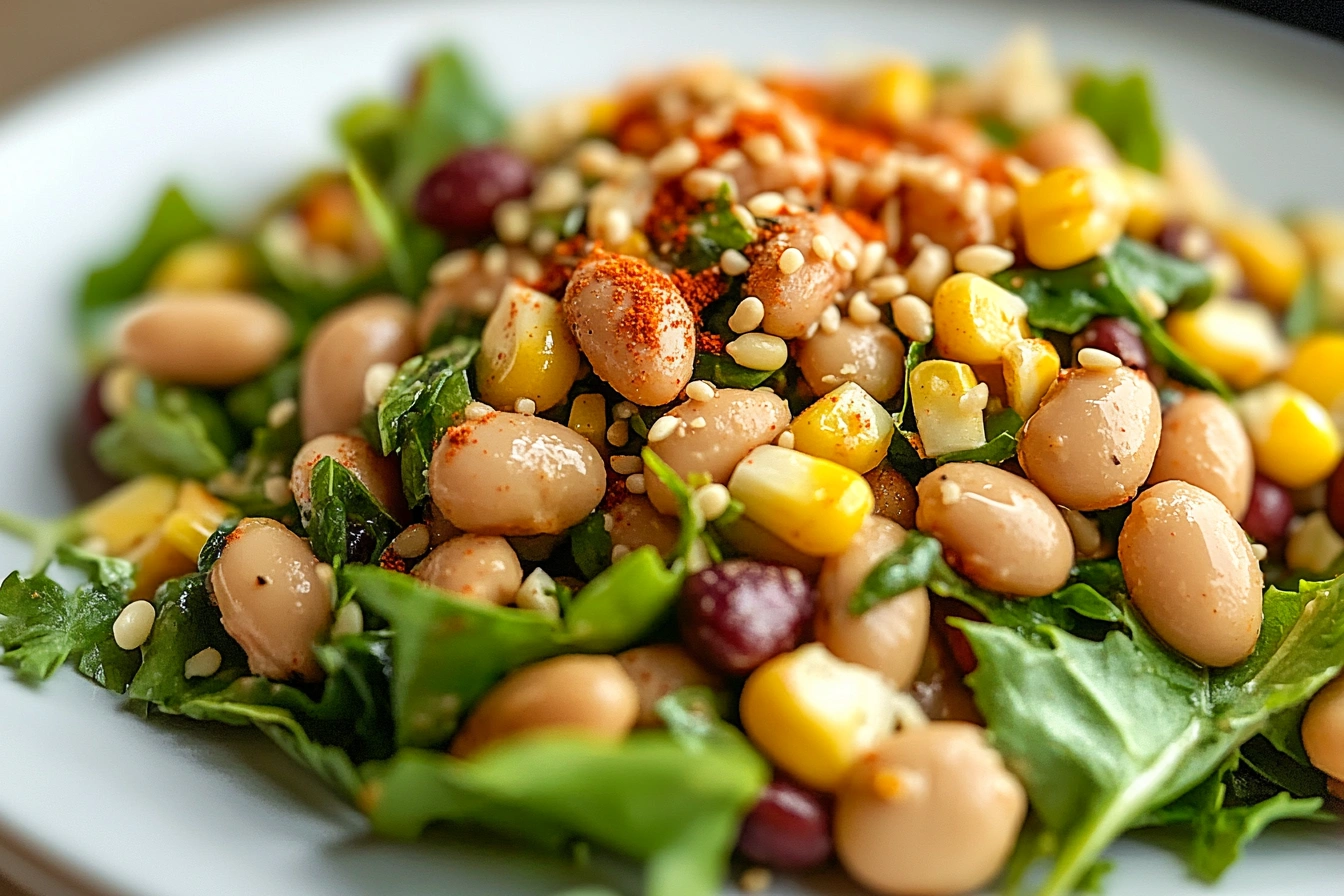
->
[0,0,1341,109]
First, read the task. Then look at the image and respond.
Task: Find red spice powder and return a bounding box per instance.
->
[601,475,630,511]
[573,251,680,352]
[837,207,887,244]
[671,267,725,318]
[377,549,408,573]
[698,332,725,354]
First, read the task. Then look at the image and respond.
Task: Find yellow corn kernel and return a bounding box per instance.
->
[1118,164,1168,242]
[124,529,198,601]
[909,360,987,457]
[789,383,895,474]
[161,481,236,561]
[1018,165,1131,270]
[931,273,1032,365]
[80,475,179,556]
[586,96,620,136]
[149,238,253,293]
[1291,211,1344,261]
[740,643,902,791]
[1165,297,1288,390]
[728,445,874,556]
[567,393,608,455]
[1236,382,1343,489]
[1002,338,1061,419]
[1286,511,1344,575]
[612,229,650,259]
[859,61,933,128]
[1218,213,1306,310]
[476,281,581,412]
[1282,334,1344,422]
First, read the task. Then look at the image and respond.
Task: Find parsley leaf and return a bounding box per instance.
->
[91,381,235,480]
[671,184,754,272]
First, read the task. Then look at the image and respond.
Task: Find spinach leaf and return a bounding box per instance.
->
[0,545,139,689]
[305,456,403,566]
[346,550,683,747]
[1283,269,1324,340]
[78,185,214,354]
[363,728,767,896]
[127,573,248,707]
[691,352,777,389]
[569,511,613,580]
[958,573,1344,896]
[375,338,479,506]
[1073,70,1163,173]
[671,184,755,272]
[935,408,1023,465]
[887,341,935,483]
[92,381,235,480]
[348,155,441,300]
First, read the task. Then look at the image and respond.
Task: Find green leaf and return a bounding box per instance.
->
[92,382,235,480]
[363,730,767,896]
[935,408,1023,465]
[375,338,479,506]
[1189,791,1326,882]
[690,352,777,389]
[1073,70,1163,172]
[563,546,685,652]
[978,114,1020,148]
[1283,269,1324,340]
[348,155,437,300]
[0,545,138,689]
[335,99,405,181]
[225,359,300,431]
[209,413,302,520]
[305,456,403,566]
[569,511,613,580]
[640,448,717,563]
[78,185,214,355]
[127,573,248,707]
[671,184,755,272]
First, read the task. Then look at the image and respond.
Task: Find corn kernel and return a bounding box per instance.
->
[909,360,987,457]
[586,96,620,136]
[1019,165,1131,270]
[1165,297,1288,390]
[740,643,902,791]
[567,393,608,455]
[1118,164,1168,242]
[728,445,874,556]
[1286,511,1344,575]
[612,229,650,259]
[476,282,581,413]
[1002,338,1061,419]
[149,238,253,293]
[124,529,197,601]
[1219,213,1306,310]
[789,383,895,474]
[859,61,932,128]
[80,475,179,556]
[1291,211,1344,261]
[931,273,1031,365]
[1237,382,1343,489]
[1282,334,1344,424]
[161,481,236,561]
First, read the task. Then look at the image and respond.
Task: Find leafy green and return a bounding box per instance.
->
[690,352,777,389]
[348,156,440,300]
[78,185,214,355]
[375,338,479,506]
[671,184,755,272]
[640,448,719,564]
[1073,71,1163,172]
[363,728,767,896]
[569,511,613,580]
[958,573,1344,896]
[92,381,235,480]
[335,99,404,181]
[978,114,1020,148]
[0,545,139,689]
[886,341,935,484]
[126,573,248,707]
[1283,269,1324,340]
[346,550,683,748]
[210,412,302,519]
[305,456,403,566]
[935,408,1023,466]
[225,359,299,431]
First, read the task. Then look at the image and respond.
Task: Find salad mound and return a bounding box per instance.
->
[4,27,1344,896]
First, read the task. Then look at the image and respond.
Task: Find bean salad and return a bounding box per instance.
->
[5,28,1344,896]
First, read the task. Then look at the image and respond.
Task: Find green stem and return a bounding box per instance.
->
[0,509,84,574]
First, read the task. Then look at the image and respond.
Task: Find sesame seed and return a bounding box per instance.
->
[689,416,707,429]
[626,473,647,495]
[574,139,621,179]
[802,321,820,340]
[606,420,630,447]
[711,148,747,172]
[611,544,631,563]
[905,242,952,300]
[184,647,222,679]
[686,380,717,402]
[954,243,1015,278]
[493,200,531,245]
[604,207,633,246]
[746,191,786,218]
[391,523,431,559]
[482,244,509,277]
[693,483,732,521]
[611,455,643,474]
[778,247,805,275]
[531,168,583,212]
[811,234,835,262]
[647,415,682,443]
[430,249,477,284]
[465,401,494,420]
[683,167,736,202]
[1136,286,1168,320]
[730,204,757,233]
[776,430,795,449]
[855,241,888,283]
[835,248,858,271]
[719,248,751,276]
[868,274,908,303]
[849,292,882,325]
[649,137,700,179]
[612,401,638,420]
[742,132,784,166]
[112,601,155,651]
[362,362,398,410]
[265,397,297,430]
[728,296,766,333]
[330,602,364,638]
[819,304,842,334]
[1078,348,1123,371]
[725,333,788,371]
[263,476,292,506]
[892,295,934,343]
[514,397,537,416]
[1252,543,1268,562]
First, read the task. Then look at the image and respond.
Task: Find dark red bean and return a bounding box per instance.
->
[737,777,833,871]
[1327,463,1344,537]
[1155,220,1216,262]
[1072,317,1149,371]
[414,146,534,235]
[679,560,813,676]
[1242,474,1296,545]
[931,599,985,676]
[65,374,119,500]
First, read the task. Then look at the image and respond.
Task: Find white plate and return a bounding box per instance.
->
[1,1,1343,894]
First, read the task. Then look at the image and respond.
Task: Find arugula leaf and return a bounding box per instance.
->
[305,456,403,566]
[1073,71,1163,173]
[958,574,1344,896]
[346,551,683,747]
[375,338,479,506]
[363,729,767,896]
[671,184,755,272]
[92,381,235,480]
[935,408,1023,465]
[0,545,139,689]
[78,185,214,355]
[569,511,613,580]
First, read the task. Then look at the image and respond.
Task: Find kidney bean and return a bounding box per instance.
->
[1328,463,1344,537]
[1072,317,1149,372]
[737,777,834,871]
[679,560,814,675]
[415,146,534,235]
[1242,474,1296,545]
